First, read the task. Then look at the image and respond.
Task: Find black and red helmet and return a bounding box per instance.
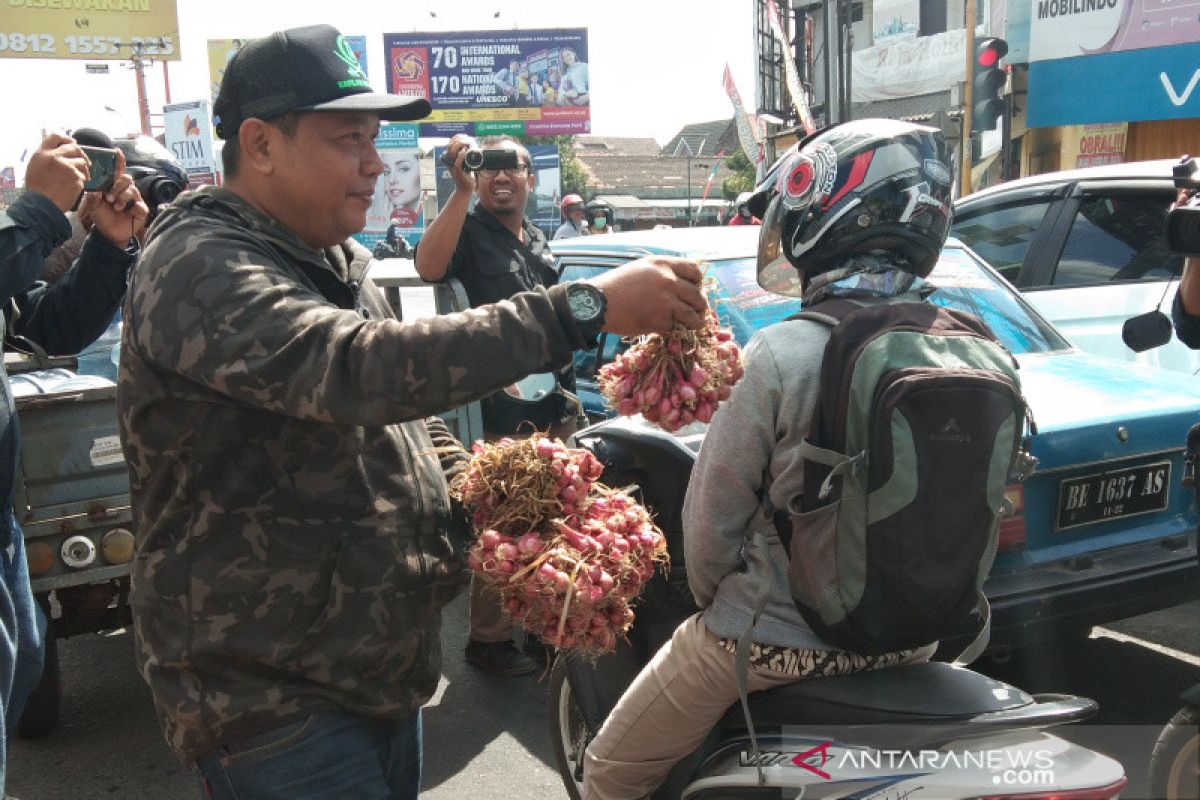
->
[753,118,954,297]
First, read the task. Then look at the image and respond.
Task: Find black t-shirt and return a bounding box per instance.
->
[445,206,559,305]
[425,205,575,433]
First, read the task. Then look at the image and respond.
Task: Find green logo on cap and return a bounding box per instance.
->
[334,36,368,82]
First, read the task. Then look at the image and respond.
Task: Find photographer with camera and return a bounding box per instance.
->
[416,134,585,676]
[41,129,181,283]
[1170,186,1200,350]
[0,131,146,790]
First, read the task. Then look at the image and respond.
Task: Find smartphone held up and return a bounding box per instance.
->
[80,145,119,193]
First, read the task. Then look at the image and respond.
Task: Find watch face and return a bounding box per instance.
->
[569,284,603,322]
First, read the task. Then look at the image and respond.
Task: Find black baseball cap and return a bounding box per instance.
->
[213,24,431,140]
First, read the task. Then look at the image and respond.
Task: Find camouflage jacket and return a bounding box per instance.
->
[117,186,586,762]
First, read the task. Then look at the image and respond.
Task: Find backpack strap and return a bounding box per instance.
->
[953,594,992,666]
[787,297,866,327]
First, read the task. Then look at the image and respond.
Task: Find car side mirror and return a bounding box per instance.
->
[1121,310,1174,353]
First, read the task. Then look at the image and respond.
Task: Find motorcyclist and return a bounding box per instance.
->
[372,222,412,260]
[726,190,760,225]
[585,199,615,234]
[554,194,588,240]
[582,119,955,799]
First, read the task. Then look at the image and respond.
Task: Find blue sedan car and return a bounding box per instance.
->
[551,225,1200,653]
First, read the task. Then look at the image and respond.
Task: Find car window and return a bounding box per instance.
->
[926,247,1070,355]
[708,257,800,341]
[950,201,1050,282]
[1052,193,1183,286]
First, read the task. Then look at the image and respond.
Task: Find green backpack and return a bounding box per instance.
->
[774,298,1032,657]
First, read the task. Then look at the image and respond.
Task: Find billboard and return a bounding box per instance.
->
[163,100,218,188]
[432,144,562,239]
[1027,41,1200,126]
[208,35,367,104]
[384,28,590,137]
[0,0,180,61]
[356,123,424,252]
[1029,0,1200,62]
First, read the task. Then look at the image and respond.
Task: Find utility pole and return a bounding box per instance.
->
[960,0,977,198]
[130,40,153,136]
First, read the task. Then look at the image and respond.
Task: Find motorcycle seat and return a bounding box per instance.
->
[715,661,1097,748]
[721,661,1055,728]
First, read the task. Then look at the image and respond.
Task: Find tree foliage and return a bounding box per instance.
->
[720,149,757,200]
[524,135,589,199]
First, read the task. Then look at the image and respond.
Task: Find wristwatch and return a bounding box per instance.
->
[566,281,607,343]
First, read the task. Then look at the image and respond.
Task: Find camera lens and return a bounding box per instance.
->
[462,148,485,171]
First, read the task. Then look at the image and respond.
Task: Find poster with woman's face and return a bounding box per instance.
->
[358,123,424,252]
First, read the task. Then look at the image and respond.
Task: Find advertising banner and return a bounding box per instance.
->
[1061,122,1128,168]
[384,28,590,137]
[208,35,367,104]
[163,100,218,188]
[207,39,245,103]
[1029,0,1200,63]
[357,123,423,252]
[852,28,966,102]
[1027,41,1200,126]
[431,144,561,239]
[0,0,180,60]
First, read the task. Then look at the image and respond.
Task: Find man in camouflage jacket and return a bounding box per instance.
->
[116,24,706,798]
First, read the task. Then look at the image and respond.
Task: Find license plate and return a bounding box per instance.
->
[1056,460,1172,531]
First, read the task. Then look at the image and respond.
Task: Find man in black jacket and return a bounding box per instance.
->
[0,132,146,791]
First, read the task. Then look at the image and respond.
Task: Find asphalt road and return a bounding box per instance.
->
[6,596,1199,799]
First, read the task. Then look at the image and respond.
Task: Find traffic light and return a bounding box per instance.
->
[972,37,1009,131]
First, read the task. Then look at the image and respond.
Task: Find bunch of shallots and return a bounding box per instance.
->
[597,308,743,432]
[451,434,668,656]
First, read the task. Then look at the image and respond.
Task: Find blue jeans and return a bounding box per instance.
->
[195,709,423,800]
[0,524,47,794]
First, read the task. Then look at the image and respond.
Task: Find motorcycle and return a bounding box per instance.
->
[549,417,1128,799]
[1147,424,1200,800]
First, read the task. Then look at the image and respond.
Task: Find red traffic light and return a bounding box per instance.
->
[975,37,1008,68]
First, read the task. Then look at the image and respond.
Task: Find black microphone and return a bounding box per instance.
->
[1121,310,1174,353]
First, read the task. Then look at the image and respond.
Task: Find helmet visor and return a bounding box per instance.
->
[756,195,805,298]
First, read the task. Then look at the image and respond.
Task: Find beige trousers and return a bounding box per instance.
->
[582,613,934,800]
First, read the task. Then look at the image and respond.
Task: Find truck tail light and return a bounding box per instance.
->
[25,540,55,576]
[101,528,136,564]
[998,483,1026,552]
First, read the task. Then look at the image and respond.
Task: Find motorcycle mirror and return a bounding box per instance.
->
[1121,310,1174,353]
[503,372,557,402]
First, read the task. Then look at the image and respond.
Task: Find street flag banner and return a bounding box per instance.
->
[766,0,817,134]
[384,28,591,137]
[724,65,763,164]
[700,151,725,204]
[0,0,180,61]
[163,100,218,189]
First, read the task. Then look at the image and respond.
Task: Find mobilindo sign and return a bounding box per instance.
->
[1,0,180,61]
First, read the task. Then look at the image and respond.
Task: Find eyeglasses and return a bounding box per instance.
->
[479,164,531,178]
